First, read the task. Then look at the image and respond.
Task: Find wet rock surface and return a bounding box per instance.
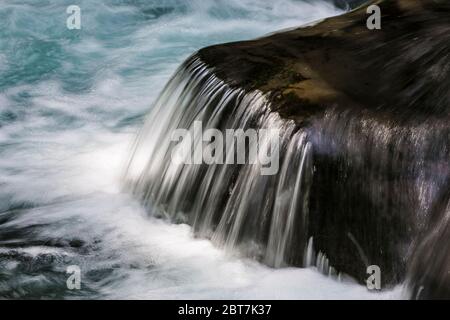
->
[197,0,450,298]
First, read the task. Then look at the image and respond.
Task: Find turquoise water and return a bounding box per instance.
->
[0,0,401,299]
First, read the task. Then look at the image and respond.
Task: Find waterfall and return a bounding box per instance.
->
[124,47,450,296]
[125,55,314,267]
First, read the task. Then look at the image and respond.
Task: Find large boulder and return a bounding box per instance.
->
[197,0,450,298]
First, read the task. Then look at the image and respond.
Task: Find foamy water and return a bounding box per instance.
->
[0,0,403,299]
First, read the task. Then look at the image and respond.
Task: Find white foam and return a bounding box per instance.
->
[0,0,404,299]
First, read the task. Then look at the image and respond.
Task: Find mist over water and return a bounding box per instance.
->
[0,0,402,299]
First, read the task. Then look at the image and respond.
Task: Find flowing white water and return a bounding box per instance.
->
[0,0,403,299]
[125,57,315,268]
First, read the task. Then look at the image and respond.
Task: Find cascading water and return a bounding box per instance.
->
[124,0,450,297]
[0,0,404,299]
[125,56,314,268]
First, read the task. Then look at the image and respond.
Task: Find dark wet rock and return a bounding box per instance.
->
[196,0,450,298]
[407,179,450,299]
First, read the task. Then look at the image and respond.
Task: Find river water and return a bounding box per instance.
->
[0,0,402,299]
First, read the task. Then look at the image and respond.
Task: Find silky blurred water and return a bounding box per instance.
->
[0,0,402,299]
